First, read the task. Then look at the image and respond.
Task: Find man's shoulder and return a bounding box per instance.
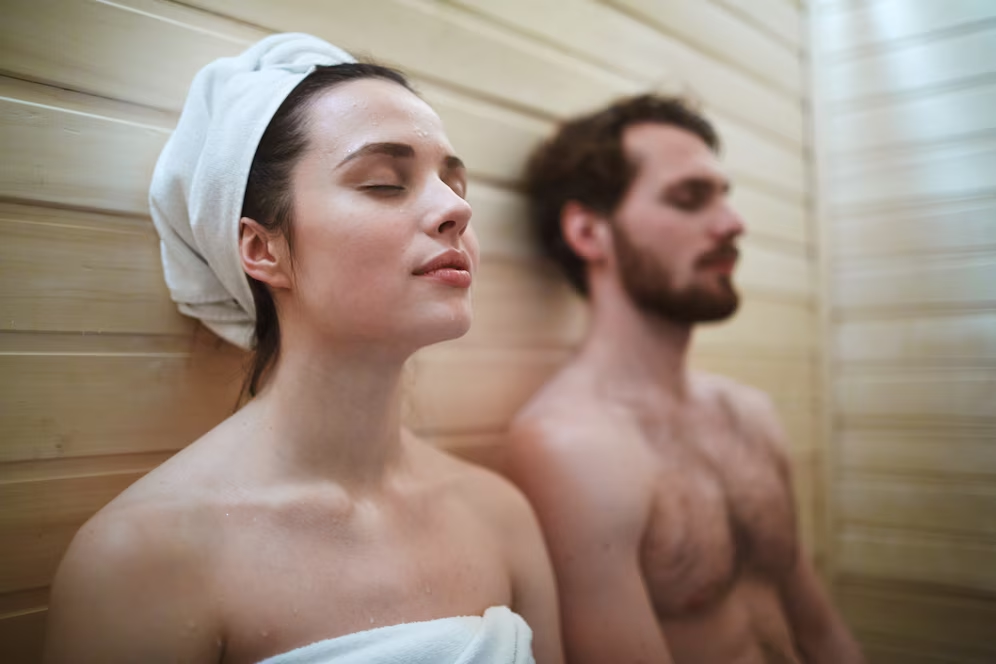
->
[693,370,789,457]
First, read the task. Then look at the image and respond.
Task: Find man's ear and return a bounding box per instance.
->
[239,218,292,290]
[561,200,612,263]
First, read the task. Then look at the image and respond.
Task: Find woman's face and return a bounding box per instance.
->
[280,78,478,351]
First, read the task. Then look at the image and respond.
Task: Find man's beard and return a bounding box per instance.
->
[611,222,740,324]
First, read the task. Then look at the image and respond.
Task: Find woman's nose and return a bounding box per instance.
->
[429,185,472,238]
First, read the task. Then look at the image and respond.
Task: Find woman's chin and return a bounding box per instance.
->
[407,309,473,348]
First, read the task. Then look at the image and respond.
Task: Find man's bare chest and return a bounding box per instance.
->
[638,431,798,616]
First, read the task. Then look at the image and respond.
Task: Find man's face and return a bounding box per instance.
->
[608,123,745,324]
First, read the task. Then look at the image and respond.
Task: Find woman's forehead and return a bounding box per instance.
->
[305,78,451,158]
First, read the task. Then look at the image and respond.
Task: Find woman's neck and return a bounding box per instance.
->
[246,335,410,488]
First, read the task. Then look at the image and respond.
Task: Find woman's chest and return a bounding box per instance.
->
[214,498,513,663]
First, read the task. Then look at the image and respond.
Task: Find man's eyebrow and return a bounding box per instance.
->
[337,142,415,167]
[668,175,732,192]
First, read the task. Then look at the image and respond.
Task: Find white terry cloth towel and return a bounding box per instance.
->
[149,33,355,349]
[256,606,534,664]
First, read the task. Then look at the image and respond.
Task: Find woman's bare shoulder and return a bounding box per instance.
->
[405,431,537,532]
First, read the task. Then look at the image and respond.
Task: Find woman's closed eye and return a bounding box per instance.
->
[361,183,406,196]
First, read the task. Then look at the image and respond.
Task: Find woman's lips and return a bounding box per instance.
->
[416,267,473,288]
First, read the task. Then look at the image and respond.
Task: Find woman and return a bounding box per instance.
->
[44,33,562,664]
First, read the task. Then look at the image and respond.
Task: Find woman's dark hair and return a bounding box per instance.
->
[524,94,720,296]
[240,63,412,399]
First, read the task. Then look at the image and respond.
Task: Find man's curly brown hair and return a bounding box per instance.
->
[524,94,720,296]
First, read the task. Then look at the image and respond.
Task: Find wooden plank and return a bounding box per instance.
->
[738,238,814,301]
[0,78,170,216]
[836,368,996,427]
[445,0,805,146]
[605,0,804,96]
[0,211,190,336]
[716,116,807,198]
[839,430,996,479]
[0,608,46,664]
[462,259,587,350]
[828,138,996,211]
[818,0,996,57]
[714,0,804,50]
[834,254,996,313]
[406,346,569,434]
[859,637,989,664]
[825,26,996,104]
[0,451,173,484]
[182,0,641,119]
[835,578,996,660]
[0,472,143,594]
[0,0,264,113]
[829,81,996,154]
[837,526,996,592]
[690,355,817,405]
[832,195,996,261]
[420,82,551,185]
[835,312,996,364]
[837,476,996,537]
[732,185,809,247]
[0,333,245,462]
[697,298,816,357]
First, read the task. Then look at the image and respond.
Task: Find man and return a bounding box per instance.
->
[509,95,863,664]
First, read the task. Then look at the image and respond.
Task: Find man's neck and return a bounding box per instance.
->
[244,328,410,489]
[581,278,695,404]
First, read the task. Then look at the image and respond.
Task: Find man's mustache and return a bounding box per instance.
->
[696,244,740,267]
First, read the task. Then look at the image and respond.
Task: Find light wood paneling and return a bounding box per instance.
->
[837,526,996,593]
[826,26,996,105]
[836,368,996,426]
[835,579,996,661]
[839,430,996,479]
[605,0,803,96]
[835,312,996,364]
[837,476,996,537]
[446,0,805,145]
[829,81,996,153]
[835,254,996,313]
[0,208,188,335]
[716,0,803,50]
[0,78,170,215]
[819,0,996,56]
[832,195,996,260]
[815,2,996,655]
[828,137,996,210]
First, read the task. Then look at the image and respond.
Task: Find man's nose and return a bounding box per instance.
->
[712,204,746,240]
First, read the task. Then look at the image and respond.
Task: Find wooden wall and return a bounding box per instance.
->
[0,0,814,660]
[811,1,996,662]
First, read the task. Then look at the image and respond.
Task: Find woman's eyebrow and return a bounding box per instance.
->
[444,155,466,172]
[336,142,466,173]
[337,142,415,167]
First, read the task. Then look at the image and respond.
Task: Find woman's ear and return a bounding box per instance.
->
[561,201,612,263]
[240,218,293,290]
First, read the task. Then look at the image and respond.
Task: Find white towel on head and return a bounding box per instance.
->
[256,606,534,664]
[149,33,355,348]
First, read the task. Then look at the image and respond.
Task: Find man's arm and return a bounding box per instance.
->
[779,552,865,664]
[740,389,864,664]
[44,509,221,664]
[509,418,674,664]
